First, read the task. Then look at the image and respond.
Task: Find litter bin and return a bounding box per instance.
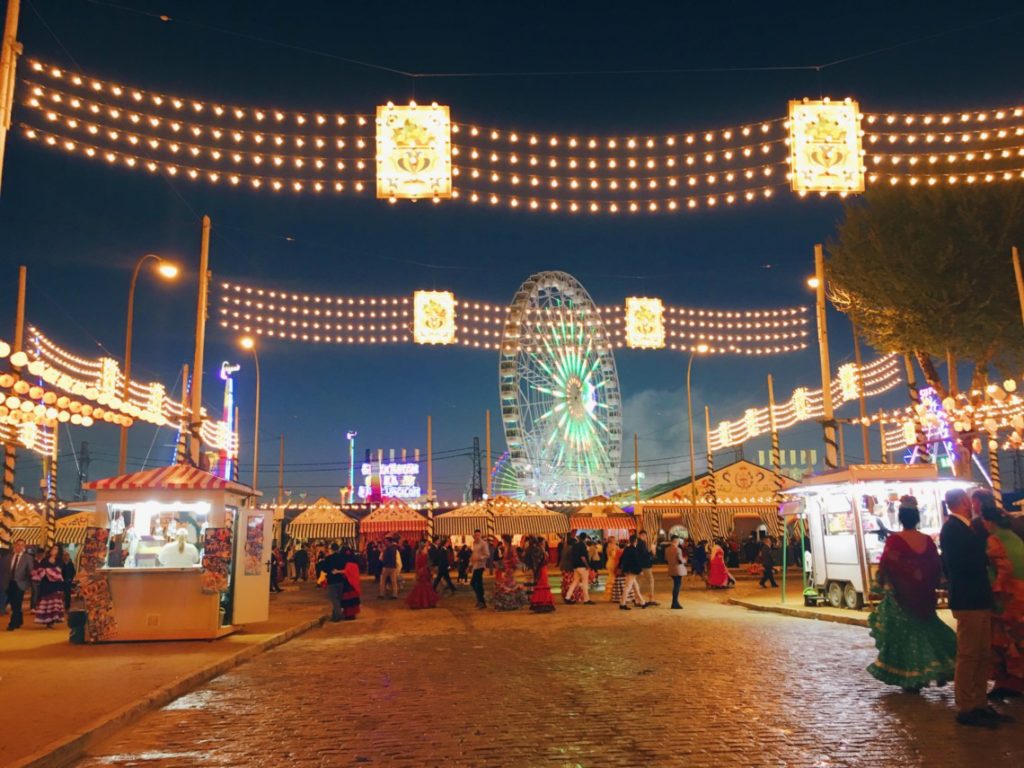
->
[68,610,88,644]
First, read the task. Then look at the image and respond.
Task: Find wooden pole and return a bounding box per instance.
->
[705,405,718,538]
[1,265,26,548]
[851,322,870,463]
[189,216,211,465]
[175,364,189,464]
[277,435,284,507]
[633,432,640,506]
[427,415,433,500]
[814,245,838,469]
[1013,246,1024,330]
[838,422,846,467]
[0,0,22,194]
[485,409,492,496]
[903,353,930,463]
[878,409,888,465]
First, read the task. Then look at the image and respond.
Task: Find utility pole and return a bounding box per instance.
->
[471,437,483,501]
[851,323,870,464]
[813,244,838,470]
[189,216,211,465]
[74,441,90,501]
[1013,246,1024,330]
[485,409,492,496]
[277,435,284,507]
[1,265,26,549]
[0,0,23,194]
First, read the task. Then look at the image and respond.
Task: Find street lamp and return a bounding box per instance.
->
[239,336,260,495]
[118,254,179,474]
[687,342,710,505]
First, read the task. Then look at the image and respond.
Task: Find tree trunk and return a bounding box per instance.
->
[913,351,947,399]
[970,363,988,395]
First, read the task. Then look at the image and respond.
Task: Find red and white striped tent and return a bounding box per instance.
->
[85,464,254,494]
[435,496,570,538]
[286,497,357,541]
[359,498,429,538]
[568,498,636,532]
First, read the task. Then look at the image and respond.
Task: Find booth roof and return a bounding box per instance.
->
[84,464,255,494]
[360,498,429,533]
[287,497,357,526]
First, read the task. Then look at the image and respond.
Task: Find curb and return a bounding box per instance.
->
[728,598,869,628]
[12,611,329,768]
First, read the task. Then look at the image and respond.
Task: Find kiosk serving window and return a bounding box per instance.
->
[105,501,211,569]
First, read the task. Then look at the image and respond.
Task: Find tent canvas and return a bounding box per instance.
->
[435,496,569,537]
[286,496,357,540]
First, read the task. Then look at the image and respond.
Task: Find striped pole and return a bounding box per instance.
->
[903,354,931,463]
[44,425,57,548]
[766,375,785,540]
[485,498,496,538]
[175,364,190,465]
[0,443,14,549]
[989,437,1003,509]
[704,405,718,538]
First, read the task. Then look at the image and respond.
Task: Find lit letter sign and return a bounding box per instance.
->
[359,460,421,500]
[624,297,665,349]
[788,98,864,194]
[376,103,452,199]
[413,290,456,345]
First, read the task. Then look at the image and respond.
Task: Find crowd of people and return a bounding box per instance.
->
[866,489,1023,729]
[1,540,77,631]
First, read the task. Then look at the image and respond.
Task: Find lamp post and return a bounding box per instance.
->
[686,343,710,505]
[118,254,178,474]
[239,336,260,495]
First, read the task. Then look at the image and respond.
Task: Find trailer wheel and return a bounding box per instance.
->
[826,581,843,608]
[843,583,863,610]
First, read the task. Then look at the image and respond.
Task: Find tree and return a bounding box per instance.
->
[827,184,1024,398]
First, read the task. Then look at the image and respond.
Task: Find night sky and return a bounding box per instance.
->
[3,0,1021,502]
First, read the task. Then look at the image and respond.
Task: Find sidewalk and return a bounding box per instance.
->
[0,583,330,768]
[726,577,956,629]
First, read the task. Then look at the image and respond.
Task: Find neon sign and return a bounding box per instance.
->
[359,453,422,500]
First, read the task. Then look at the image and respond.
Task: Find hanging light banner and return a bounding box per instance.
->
[376,103,452,199]
[788,99,864,193]
[413,290,457,344]
[624,297,665,349]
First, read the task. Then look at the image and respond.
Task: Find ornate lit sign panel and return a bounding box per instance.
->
[359,460,421,500]
[624,297,665,349]
[788,99,864,193]
[376,103,452,199]
[413,290,456,345]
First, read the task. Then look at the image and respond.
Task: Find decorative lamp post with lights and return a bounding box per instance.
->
[118,254,178,474]
[239,336,260,496]
[687,343,710,505]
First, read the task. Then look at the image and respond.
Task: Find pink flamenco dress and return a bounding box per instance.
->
[406,550,439,609]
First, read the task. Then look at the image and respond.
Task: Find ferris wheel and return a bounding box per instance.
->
[499,271,622,500]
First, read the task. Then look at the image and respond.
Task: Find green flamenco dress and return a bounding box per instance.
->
[868,588,957,689]
[866,533,956,689]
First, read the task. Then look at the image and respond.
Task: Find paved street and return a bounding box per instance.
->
[77,576,1023,768]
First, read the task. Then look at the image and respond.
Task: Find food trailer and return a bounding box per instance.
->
[782,464,973,610]
[81,464,271,641]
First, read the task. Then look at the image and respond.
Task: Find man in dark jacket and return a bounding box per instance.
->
[618,534,649,611]
[563,533,594,605]
[292,544,309,582]
[322,543,348,622]
[940,489,1008,727]
[758,538,778,588]
[431,535,456,594]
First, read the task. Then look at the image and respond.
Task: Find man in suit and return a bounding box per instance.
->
[940,489,1011,727]
[665,535,687,610]
[4,539,33,631]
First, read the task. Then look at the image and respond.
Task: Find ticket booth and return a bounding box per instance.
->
[81,464,271,641]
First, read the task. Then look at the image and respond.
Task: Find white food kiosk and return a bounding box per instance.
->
[81,464,272,641]
[782,464,973,610]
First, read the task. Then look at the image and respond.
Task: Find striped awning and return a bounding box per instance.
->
[56,525,89,544]
[85,464,253,494]
[436,497,570,537]
[569,515,636,531]
[287,521,356,540]
[11,526,43,546]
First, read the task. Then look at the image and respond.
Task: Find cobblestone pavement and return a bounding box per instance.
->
[77,576,1024,768]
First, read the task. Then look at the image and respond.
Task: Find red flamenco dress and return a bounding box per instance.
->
[406,549,439,609]
[529,563,555,613]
